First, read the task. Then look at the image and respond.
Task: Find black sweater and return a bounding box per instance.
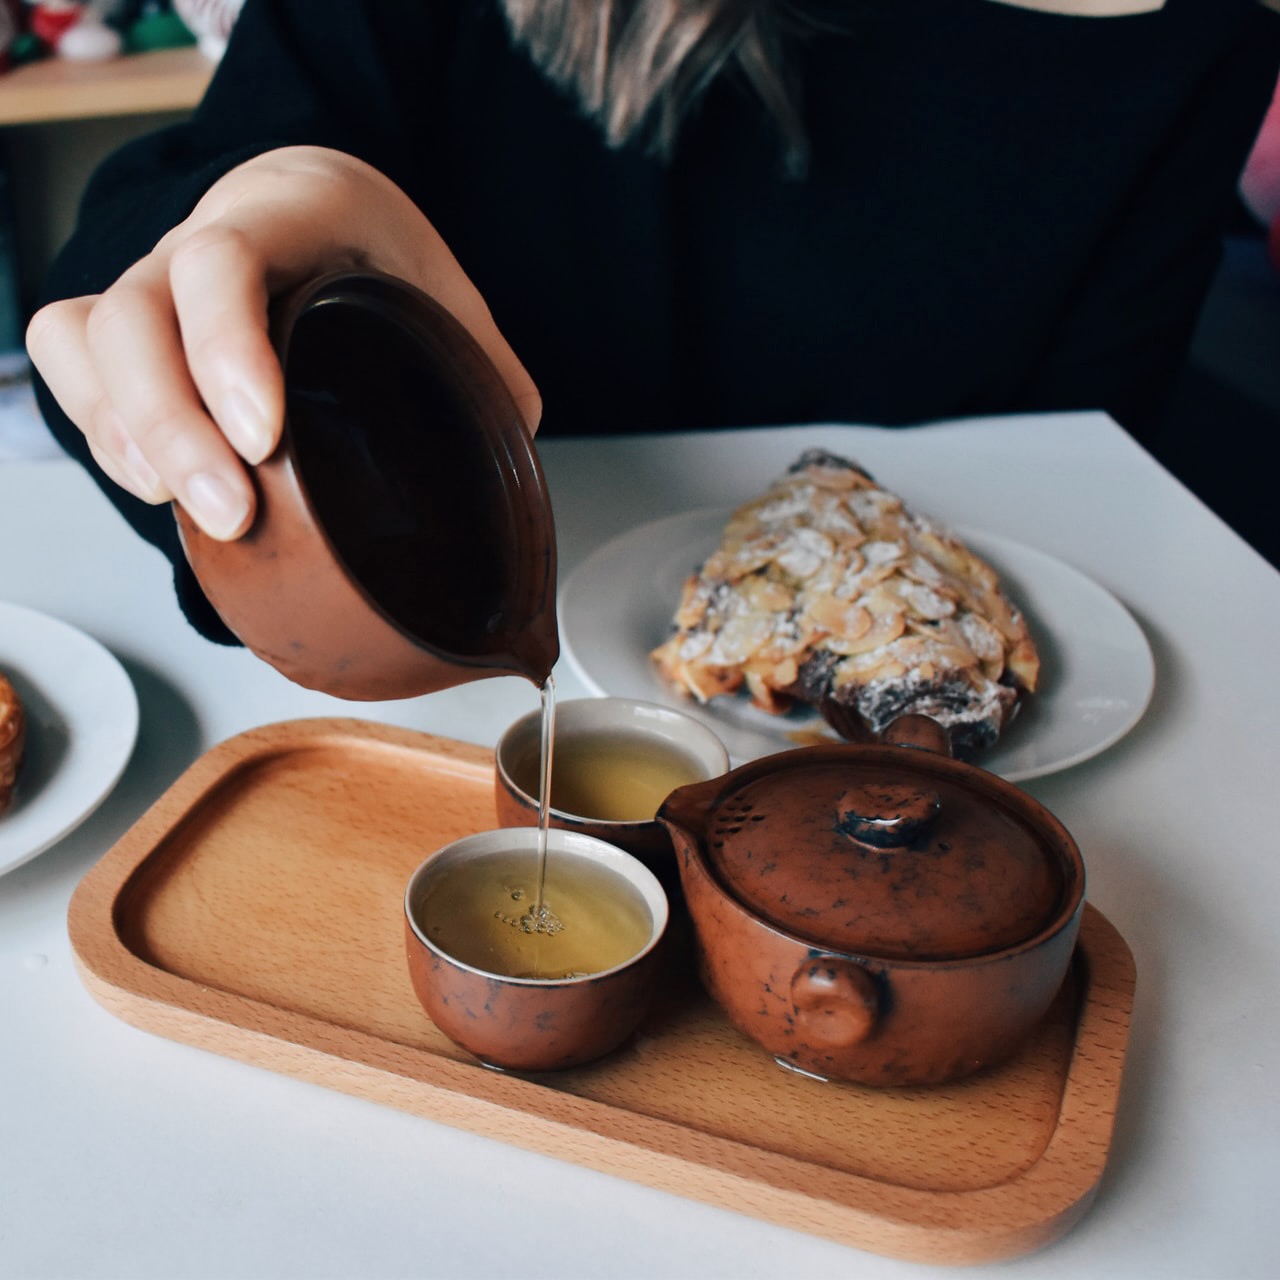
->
[35,0,1280,636]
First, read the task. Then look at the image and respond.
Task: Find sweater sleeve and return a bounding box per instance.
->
[32,0,457,643]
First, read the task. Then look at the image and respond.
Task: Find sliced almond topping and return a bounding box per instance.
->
[861,539,907,568]
[903,553,947,589]
[928,643,981,671]
[745,670,788,713]
[894,579,957,620]
[754,614,815,661]
[823,607,906,656]
[774,527,834,580]
[673,579,711,630]
[1005,637,1040,692]
[909,523,999,593]
[848,490,904,532]
[771,656,799,688]
[675,630,714,662]
[824,545,865,593]
[649,451,1040,752]
[707,610,773,666]
[805,594,872,640]
[683,662,743,703]
[956,611,1005,662]
[870,658,907,683]
[720,545,779,583]
[743,574,794,613]
[807,463,861,491]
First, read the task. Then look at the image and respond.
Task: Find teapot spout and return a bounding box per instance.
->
[656,772,727,846]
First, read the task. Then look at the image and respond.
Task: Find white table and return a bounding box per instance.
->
[1,412,1277,1279]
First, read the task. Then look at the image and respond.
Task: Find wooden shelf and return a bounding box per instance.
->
[0,47,212,126]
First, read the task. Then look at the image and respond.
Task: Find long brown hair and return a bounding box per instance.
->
[501,0,810,173]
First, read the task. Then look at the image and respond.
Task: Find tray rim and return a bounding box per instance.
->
[67,716,1137,1266]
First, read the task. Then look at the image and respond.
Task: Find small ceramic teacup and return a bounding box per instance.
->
[494,697,730,881]
[404,827,669,1071]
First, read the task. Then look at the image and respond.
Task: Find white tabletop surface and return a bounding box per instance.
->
[1,411,1277,1279]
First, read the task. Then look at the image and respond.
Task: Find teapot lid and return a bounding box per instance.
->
[683,742,1080,961]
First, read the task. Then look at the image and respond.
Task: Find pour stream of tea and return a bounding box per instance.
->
[423,674,653,981]
[284,293,668,980]
[283,297,629,979]
[522,672,565,949]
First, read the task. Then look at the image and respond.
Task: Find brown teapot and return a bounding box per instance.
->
[658,717,1085,1087]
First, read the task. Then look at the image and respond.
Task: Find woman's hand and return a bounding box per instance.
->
[26,146,541,540]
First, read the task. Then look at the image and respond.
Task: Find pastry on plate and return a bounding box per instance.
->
[649,450,1040,758]
[1,670,25,815]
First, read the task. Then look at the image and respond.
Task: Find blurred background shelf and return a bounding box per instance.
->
[0,49,212,311]
[0,47,211,126]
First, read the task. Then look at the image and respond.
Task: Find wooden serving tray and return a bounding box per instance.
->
[68,718,1136,1266]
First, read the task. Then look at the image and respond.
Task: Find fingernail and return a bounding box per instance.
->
[185,470,251,540]
[122,440,162,498]
[219,387,273,464]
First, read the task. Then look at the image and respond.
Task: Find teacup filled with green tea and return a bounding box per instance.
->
[495,697,729,877]
[404,827,668,1071]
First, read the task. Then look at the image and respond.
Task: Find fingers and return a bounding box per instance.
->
[26,297,172,502]
[89,407,170,501]
[29,145,543,557]
[28,262,267,542]
[168,227,284,464]
[87,429,160,501]
[85,259,256,541]
[28,217,286,542]
[178,146,543,431]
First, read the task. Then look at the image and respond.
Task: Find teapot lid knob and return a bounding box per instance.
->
[836,782,940,849]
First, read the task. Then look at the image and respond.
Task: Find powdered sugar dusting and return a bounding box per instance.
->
[650,451,1040,757]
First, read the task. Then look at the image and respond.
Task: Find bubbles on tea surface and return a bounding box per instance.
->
[424,848,652,980]
[492,901,564,935]
[520,904,564,935]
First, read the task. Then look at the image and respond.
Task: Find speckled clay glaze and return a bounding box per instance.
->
[176,270,558,700]
[404,828,669,1072]
[659,717,1085,1086]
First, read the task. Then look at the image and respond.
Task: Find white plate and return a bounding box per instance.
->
[0,602,139,876]
[558,508,1155,780]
